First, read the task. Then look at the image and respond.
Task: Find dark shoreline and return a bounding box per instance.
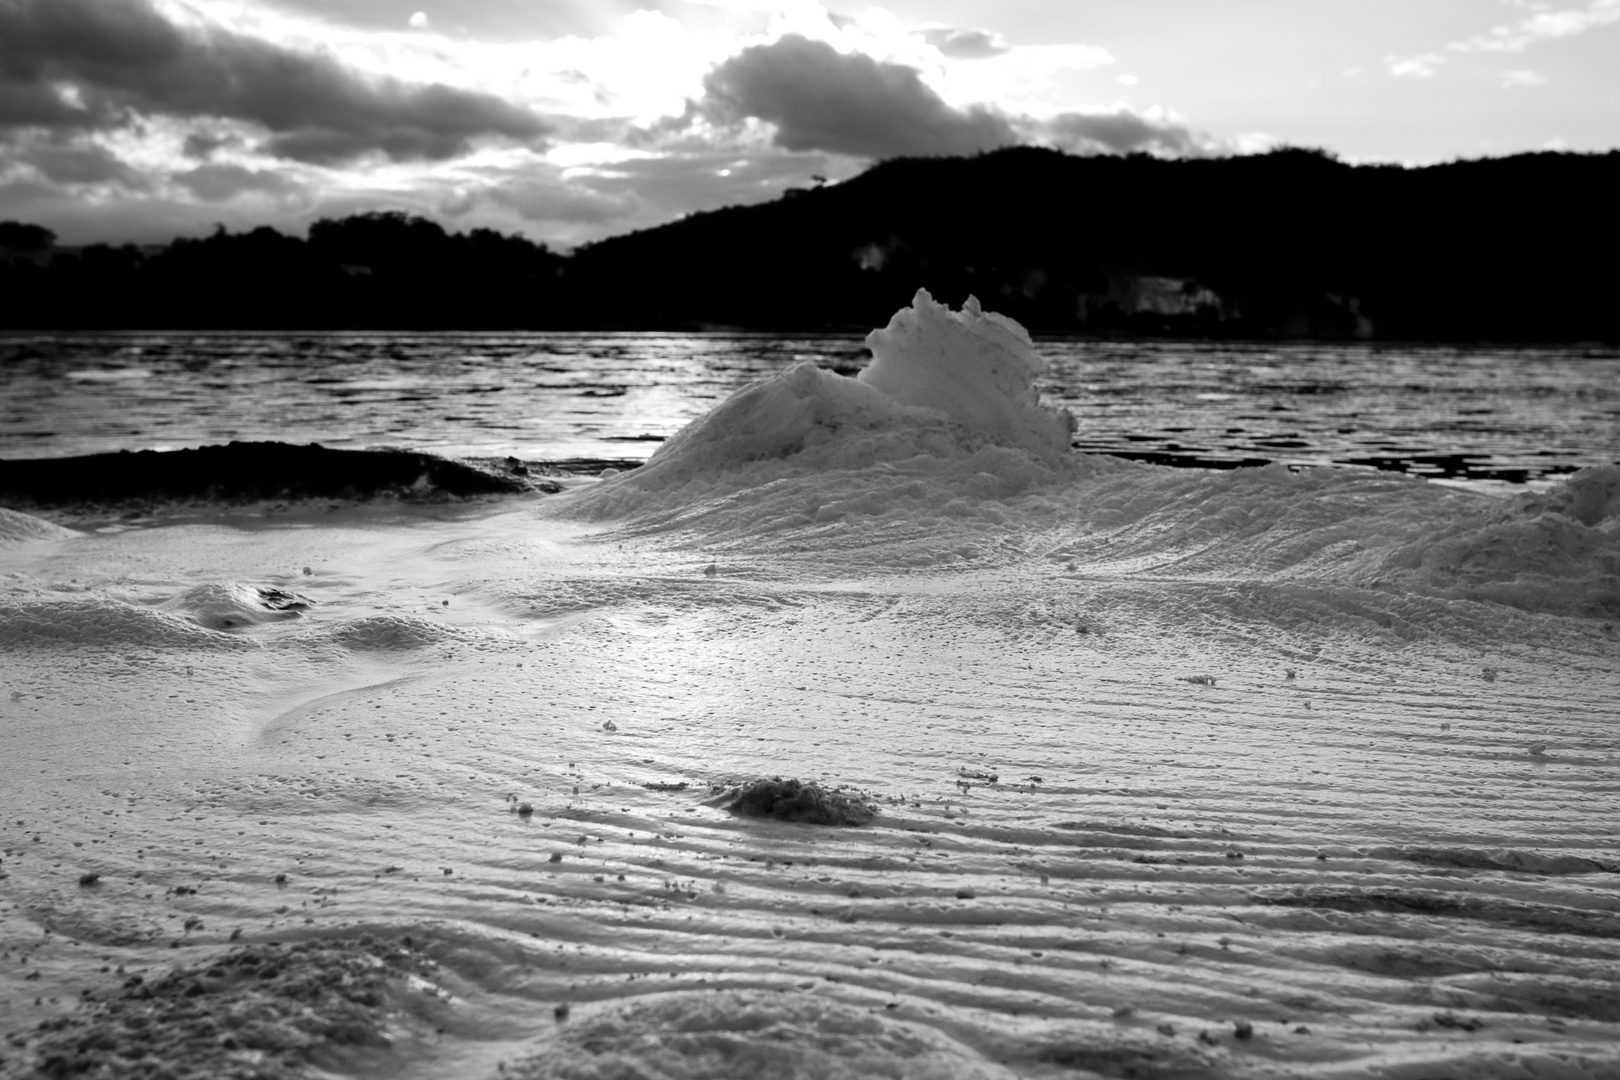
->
[1,441,1599,527]
[0,442,537,508]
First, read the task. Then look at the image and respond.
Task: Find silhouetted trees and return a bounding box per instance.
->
[560,146,1619,341]
[0,220,55,255]
[2,147,1617,340]
[0,212,565,329]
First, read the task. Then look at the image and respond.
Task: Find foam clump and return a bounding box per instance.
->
[1549,465,1620,526]
[11,937,444,1080]
[0,506,78,545]
[722,777,875,826]
[162,582,313,630]
[859,289,1074,461]
[504,989,1005,1080]
[329,614,459,650]
[564,290,1076,522]
[0,599,257,650]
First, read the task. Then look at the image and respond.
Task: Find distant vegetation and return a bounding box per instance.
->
[3,147,1616,341]
[0,213,564,330]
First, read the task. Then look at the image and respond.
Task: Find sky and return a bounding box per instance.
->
[1,0,1616,248]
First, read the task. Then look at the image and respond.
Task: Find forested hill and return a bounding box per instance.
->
[3,146,1617,340]
[564,147,1618,341]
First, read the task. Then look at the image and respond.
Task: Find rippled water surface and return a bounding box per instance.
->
[3,333,1616,483]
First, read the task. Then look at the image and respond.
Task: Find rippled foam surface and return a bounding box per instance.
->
[2,303,1618,1078]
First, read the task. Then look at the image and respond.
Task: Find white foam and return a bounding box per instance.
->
[0,599,256,650]
[858,289,1074,462]
[0,507,77,545]
[566,291,1076,521]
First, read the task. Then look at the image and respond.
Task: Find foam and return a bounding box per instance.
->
[0,599,258,650]
[160,582,313,630]
[565,291,1076,522]
[506,990,1009,1080]
[858,289,1075,462]
[0,506,77,545]
[1512,463,1620,526]
[554,302,1616,614]
[329,614,462,651]
[1345,465,1620,618]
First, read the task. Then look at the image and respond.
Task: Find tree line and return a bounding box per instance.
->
[3,146,1616,340]
[0,213,565,330]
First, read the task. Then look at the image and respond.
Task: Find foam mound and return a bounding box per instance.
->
[0,506,78,545]
[0,599,258,650]
[859,289,1074,461]
[506,989,1008,1080]
[721,777,876,826]
[1528,464,1620,526]
[565,291,1076,522]
[1345,465,1620,618]
[329,614,460,651]
[9,937,446,1080]
[162,582,314,630]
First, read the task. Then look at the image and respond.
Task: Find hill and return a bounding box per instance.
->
[3,147,1616,340]
[564,146,1620,340]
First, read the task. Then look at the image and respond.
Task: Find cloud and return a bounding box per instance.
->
[914,27,1009,60]
[1387,52,1448,78]
[0,0,550,163]
[1033,110,1208,156]
[698,34,1017,158]
[1500,69,1548,89]
[485,173,640,225]
[1388,1,1617,80]
[689,35,1213,163]
[181,130,246,160]
[1452,0,1620,53]
[171,163,306,203]
[4,137,147,187]
[260,0,625,41]
[571,149,846,214]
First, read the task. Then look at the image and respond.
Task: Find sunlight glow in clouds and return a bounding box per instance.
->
[0,0,1615,247]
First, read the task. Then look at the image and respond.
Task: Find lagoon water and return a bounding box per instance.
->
[1,310,1618,1079]
[3,331,1616,483]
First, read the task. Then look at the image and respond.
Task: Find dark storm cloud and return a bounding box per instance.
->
[700,34,1017,159]
[1038,110,1206,156]
[9,138,146,187]
[0,79,94,129]
[172,163,305,203]
[0,0,549,163]
[915,27,1010,60]
[181,130,247,160]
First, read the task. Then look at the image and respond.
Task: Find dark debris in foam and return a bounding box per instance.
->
[6,936,443,1080]
[718,777,876,826]
[0,441,541,511]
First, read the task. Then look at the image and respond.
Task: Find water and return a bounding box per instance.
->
[3,333,1616,484]
[2,321,1618,1079]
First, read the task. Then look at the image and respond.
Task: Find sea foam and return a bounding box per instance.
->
[858,289,1075,462]
[567,290,1076,522]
